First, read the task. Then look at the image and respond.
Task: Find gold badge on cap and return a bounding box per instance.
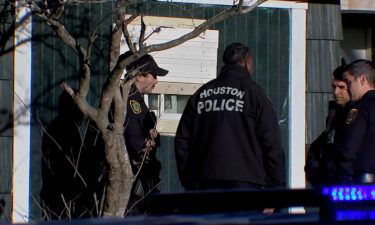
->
[130,100,142,114]
[345,108,358,124]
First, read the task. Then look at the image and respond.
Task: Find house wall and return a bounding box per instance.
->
[305,1,343,184]
[0,0,14,222]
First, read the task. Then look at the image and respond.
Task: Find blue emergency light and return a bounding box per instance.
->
[336,210,375,221]
[322,186,375,202]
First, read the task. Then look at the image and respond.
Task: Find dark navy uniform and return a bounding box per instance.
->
[305,101,352,186]
[335,90,375,184]
[124,86,161,211]
[174,64,285,190]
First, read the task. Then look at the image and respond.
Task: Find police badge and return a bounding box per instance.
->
[345,108,358,124]
[130,100,142,114]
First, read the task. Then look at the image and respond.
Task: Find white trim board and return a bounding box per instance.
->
[157,0,308,9]
[289,8,306,190]
[13,4,32,223]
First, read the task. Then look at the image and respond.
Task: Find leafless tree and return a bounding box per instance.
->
[16,0,269,218]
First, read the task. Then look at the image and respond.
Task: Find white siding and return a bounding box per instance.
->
[121,16,220,84]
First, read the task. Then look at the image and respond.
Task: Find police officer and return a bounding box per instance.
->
[335,59,375,184]
[124,52,168,212]
[174,43,285,190]
[305,63,352,186]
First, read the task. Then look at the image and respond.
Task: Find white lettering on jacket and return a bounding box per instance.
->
[199,87,245,99]
[197,86,245,114]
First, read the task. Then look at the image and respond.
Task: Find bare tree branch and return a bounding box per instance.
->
[49,0,65,20]
[98,53,137,122]
[113,88,126,134]
[143,26,174,43]
[97,1,140,120]
[28,5,86,56]
[121,20,136,53]
[39,0,51,15]
[143,0,267,53]
[109,26,122,72]
[114,0,139,53]
[138,13,146,50]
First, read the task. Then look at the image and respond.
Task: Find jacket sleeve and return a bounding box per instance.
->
[255,97,286,188]
[124,115,145,159]
[174,96,195,189]
[305,131,327,185]
[336,108,367,183]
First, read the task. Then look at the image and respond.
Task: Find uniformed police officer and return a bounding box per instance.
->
[335,59,375,184]
[174,43,285,190]
[124,52,168,213]
[305,63,352,186]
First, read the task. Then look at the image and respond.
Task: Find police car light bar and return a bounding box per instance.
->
[322,186,375,201]
[336,210,375,221]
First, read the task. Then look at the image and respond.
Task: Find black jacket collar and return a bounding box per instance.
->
[128,84,143,101]
[219,63,252,79]
[362,89,375,99]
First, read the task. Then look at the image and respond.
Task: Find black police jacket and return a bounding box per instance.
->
[175,64,285,189]
[336,90,375,184]
[124,87,161,181]
[305,101,352,186]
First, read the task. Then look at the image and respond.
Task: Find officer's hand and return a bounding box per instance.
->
[149,128,161,147]
[149,128,159,139]
[145,139,156,148]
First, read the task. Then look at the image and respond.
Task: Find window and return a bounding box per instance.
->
[164,94,190,114]
[144,93,190,134]
[146,94,190,119]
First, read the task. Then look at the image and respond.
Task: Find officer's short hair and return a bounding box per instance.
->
[223,43,252,65]
[332,59,347,81]
[333,65,346,81]
[344,59,375,85]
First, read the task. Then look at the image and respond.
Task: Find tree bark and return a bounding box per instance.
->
[101,131,134,217]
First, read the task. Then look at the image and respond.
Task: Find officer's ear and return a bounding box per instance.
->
[244,55,253,76]
[135,73,143,82]
[359,74,368,86]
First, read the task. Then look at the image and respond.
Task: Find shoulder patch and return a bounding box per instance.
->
[345,108,358,124]
[130,100,142,114]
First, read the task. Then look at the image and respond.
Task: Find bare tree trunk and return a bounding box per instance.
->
[101,81,133,216]
[102,131,133,217]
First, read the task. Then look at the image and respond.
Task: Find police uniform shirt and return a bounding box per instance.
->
[124,87,161,176]
[336,90,375,183]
